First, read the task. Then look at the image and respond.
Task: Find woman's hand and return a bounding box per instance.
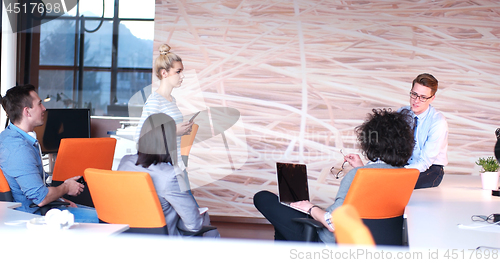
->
[344,153,364,168]
[176,121,194,136]
[291,201,332,231]
[290,200,314,213]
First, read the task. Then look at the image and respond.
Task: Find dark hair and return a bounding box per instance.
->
[412,73,438,96]
[355,108,415,167]
[1,84,36,124]
[135,128,172,168]
[136,113,177,168]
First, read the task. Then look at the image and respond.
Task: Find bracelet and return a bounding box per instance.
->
[308,205,320,214]
[325,214,334,230]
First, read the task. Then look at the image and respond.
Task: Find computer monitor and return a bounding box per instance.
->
[34,108,91,154]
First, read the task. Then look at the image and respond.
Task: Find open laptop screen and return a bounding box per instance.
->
[276,162,310,204]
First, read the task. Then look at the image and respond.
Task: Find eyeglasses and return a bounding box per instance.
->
[472,214,500,224]
[409,91,433,102]
[330,149,347,179]
[330,161,347,179]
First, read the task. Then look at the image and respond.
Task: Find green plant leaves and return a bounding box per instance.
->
[476,157,500,172]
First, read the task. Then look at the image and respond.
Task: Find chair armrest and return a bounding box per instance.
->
[292,218,325,242]
[292,218,325,228]
[180,226,218,237]
[29,200,70,208]
[29,201,70,215]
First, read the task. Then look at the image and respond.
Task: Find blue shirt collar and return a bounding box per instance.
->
[415,105,432,119]
[8,123,38,146]
[367,159,386,165]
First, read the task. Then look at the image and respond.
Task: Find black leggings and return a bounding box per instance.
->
[253,190,311,241]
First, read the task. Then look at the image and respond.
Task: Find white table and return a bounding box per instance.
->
[0,201,129,236]
[0,201,37,222]
[406,175,500,249]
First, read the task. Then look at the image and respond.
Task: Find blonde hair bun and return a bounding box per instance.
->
[154,43,182,79]
[159,44,171,56]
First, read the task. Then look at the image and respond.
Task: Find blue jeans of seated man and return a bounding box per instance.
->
[61,204,99,223]
[414,165,444,189]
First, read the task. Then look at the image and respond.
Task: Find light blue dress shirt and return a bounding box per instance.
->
[400,105,448,172]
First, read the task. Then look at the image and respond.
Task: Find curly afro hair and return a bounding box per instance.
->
[355,108,415,167]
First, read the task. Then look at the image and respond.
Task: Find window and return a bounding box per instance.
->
[36,0,154,116]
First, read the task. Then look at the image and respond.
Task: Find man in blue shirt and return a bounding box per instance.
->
[400,73,448,189]
[0,84,97,222]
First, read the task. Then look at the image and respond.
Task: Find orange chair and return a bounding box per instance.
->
[180,123,199,166]
[84,168,216,236]
[342,168,419,245]
[332,204,375,246]
[51,138,117,207]
[85,168,168,234]
[296,168,419,245]
[0,169,14,202]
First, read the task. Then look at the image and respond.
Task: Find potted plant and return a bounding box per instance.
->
[476,157,500,190]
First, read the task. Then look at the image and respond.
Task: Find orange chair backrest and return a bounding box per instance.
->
[52,138,117,181]
[343,168,419,219]
[0,168,11,193]
[0,168,13,202]
[181,123,199,156]
[332,204,375,246]
[84,168,166,228]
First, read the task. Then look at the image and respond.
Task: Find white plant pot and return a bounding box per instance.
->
[480,172,500,190]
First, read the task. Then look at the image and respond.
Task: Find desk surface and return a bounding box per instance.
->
[0,201,39,223]
[0,201,129,236]
[406,175,500,249]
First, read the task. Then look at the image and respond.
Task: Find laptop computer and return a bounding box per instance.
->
[276,162,310,214]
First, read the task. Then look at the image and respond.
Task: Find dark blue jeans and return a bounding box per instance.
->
[414,165,444,189]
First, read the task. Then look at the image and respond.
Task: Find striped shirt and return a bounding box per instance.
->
[134,92,184,143]
[134,92,188,189]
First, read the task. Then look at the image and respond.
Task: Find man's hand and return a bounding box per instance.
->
[39,176,84,207]
[64,176,84,196]
[62,198,78,208]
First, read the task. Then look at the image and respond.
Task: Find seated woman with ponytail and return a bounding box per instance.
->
[119,113,219,237]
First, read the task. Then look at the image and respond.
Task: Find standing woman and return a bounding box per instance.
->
[135,44,194,192]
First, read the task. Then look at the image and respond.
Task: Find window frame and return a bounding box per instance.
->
[19,0,154,117]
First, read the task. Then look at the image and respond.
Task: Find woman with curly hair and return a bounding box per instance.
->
[253,108,415,243]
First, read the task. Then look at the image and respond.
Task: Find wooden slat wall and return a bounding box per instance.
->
[153,1,500,217]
